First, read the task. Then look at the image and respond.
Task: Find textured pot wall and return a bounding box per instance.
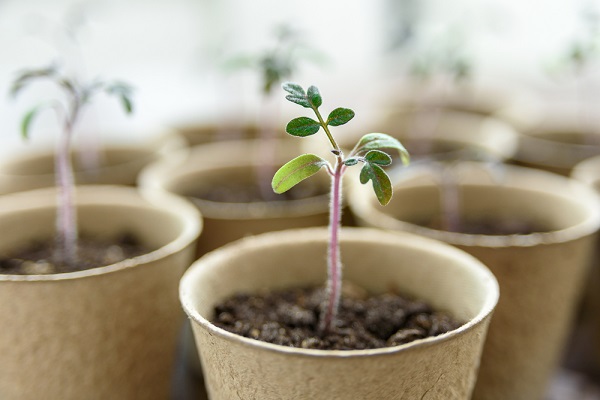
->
[139,139,332,258]
[512,114,600,176]
[349,164,600,400]
[181,228,499,400]
[0,186,201,400]
[0,130,183,195]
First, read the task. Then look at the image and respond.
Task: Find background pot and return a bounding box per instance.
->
[170,122,262,147]
[511,110,600,176]
[568,156,600,379]
[0,185,201,400]
[349,163,600,400]
[334,108,518,166]
[0,128,184,195]
[180,227,499,400]
[139,138,333,257]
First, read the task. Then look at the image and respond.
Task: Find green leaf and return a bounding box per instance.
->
[20,104,50,140]
[286,117,321,137]
[359,163,393,206]
[352,133,410,165]
[272,154,328,194]
[327,107,355,126]
[282,82,311,108]
[365,150,392,166]
[343,157,359,166]
[10,64,57,98]
[105,82,134,114]
[307,85,322,108]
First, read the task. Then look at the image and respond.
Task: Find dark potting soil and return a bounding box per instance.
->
[189,179,327,203]
[213,285,462,350]
[0,233,150,275]
[421,216,546,235]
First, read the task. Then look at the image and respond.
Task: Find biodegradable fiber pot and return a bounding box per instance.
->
[138,138,332,257]
[0,185,201,400]
[512,110,600,176]
[180,227,499,400]
[349,163,600,400]
[0,127,185,195]
[569,155,600,377]
[333,108,518,164]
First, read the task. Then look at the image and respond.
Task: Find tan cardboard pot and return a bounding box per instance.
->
[170,122,262,147]
[180,227,499,400]
[349,163,600,400]
[512,111,600,176]
[139,138,332,257]
[0,128,184,195]
[335,108,518,164]
[569,156,600,378]
[0,185,201,400]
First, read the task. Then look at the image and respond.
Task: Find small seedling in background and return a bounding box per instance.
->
[548,6,599,136]
[407,32,473,153]
[10,63,133,268]
[272,83,410,334]
[226,25,324,200]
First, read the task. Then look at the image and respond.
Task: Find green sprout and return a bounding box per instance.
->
[10,63,134,269]
[272,83,410,334]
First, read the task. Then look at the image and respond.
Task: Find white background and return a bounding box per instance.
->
[0,0,598,154]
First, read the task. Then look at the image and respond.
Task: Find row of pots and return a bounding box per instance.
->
[3,98,600,399]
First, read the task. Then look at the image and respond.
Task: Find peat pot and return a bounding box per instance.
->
[180,227,499,400]
[0,185,201,400]
[349,162,600,400]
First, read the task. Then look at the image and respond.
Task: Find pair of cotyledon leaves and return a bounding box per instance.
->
[271,83,409,206]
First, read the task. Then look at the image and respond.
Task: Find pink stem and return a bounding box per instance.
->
[55,120,78,268]
[319,159,344,334]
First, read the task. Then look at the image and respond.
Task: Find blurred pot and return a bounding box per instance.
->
[349,162,600,400]
[0,185,201,400]
[0,128,184,195]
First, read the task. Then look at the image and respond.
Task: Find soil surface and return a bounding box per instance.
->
[189,179,327,203]
[0,233,149,275]
[213,284,462,350]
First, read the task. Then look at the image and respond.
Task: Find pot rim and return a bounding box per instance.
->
[350,162,600,248]
[180,227,499,359]
[0,184,201,282]
[139,139,331,220]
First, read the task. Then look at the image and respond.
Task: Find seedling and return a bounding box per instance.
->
[407,32,472,153]
[549,6,599,137]
[272,83,410,333]
[10,63,133,269]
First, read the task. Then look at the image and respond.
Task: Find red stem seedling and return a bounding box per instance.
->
[272,83,410,334]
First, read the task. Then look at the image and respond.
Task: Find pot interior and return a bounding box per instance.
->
[184,229,497,331]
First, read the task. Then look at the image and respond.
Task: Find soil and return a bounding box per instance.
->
[422,216,546,235]
[188,179,328,203]
[213,283,462,350]
[0,233,150,275]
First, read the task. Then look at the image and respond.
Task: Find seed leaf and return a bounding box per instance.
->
[105,82,134,113]
[343,157,359,166]
[359,162,393,206]
[365,150,392,166]
[286,117,321,137]
[352,133,410,165]
[327,107,355,126]
[283,82,310,108]
[20,104,50,140]
[272,154,328,194]
[307,85,322,108]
